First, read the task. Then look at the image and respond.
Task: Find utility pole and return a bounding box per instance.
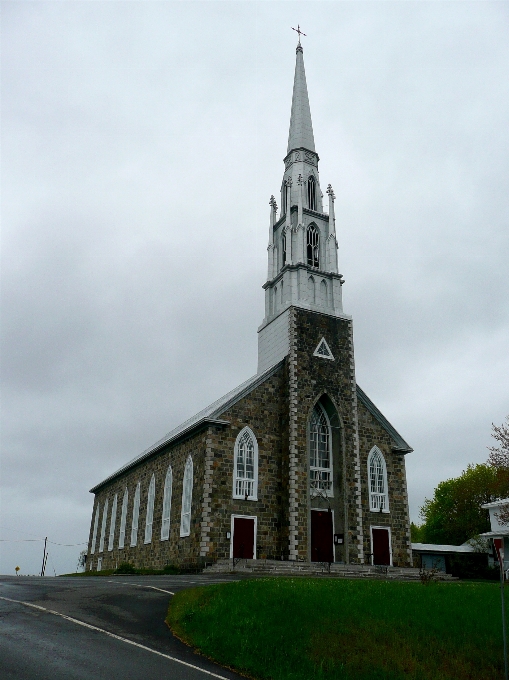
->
[494,538,508,680]
[40,537,47,577]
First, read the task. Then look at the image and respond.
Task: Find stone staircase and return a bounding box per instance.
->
[203,558,457,581]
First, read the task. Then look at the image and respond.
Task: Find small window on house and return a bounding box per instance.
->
[130,482,141,547]
[118,488,128,549]
[144,474,156,544]
[161,466,173,541]
[309,404,333,495]
[108,493,118,552]
[90,504,99,554]
[99,498,109,553]
[233,427,259,500]
[180,456,193,537]
[307,225,319,268]
[368,447,389,512]
[307,175,316,211]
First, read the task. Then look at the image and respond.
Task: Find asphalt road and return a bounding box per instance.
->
[0,574,248,680]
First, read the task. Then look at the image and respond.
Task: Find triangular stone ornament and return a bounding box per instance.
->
[313,337,335,361]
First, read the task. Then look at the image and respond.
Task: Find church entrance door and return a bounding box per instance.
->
[311,509,334,562]
[371,527,391,566]
[231,515,256,559]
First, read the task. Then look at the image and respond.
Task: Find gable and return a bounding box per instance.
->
[356,385,413,454]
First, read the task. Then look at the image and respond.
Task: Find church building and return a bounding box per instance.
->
[87,41,413,572]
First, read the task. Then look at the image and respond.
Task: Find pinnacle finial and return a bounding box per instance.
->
[269,195,278,211]
[327,184,336,201]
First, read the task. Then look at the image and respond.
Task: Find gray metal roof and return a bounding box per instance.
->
[90,361,284,492]
[411,542,481,554]
[356,385,413,454]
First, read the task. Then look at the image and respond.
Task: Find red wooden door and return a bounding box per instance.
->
[311,510,334,563]
[233,517,255,559]
[372,528,391,565]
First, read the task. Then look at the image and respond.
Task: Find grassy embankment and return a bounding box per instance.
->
[167,578,506,680]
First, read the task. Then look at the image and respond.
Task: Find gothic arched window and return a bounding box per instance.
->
[144,474,156,544]
[307,175,316,211]
[368,446,389,512]
[307,225,319,268]
[161,466,173,541]
[180,456,193,537]
[108,493,118,551]
[99,498,108,553]
[308,275,315,304]
[130,482,141,546]
[90,503,99,554]
[233,427,258,500]
[118,487,128,549]
[309,404,332,495]
[282,230,287,267]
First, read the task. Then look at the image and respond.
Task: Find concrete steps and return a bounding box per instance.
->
[203,558,457,581]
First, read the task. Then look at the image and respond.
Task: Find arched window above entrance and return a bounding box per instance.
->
[368,446,389,512]
[233,427,258,500]
[309,403,333,496]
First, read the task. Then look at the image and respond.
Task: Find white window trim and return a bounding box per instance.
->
[313,337,335,361]
[370,525,393,566]
[367,446,390,513]
[309,403,334,498]
[144,474,156,544]
[130,482,141,547]
[97,556,102,572]
[233,426,259,501]
[90,504,99,555]
[118,488,128,549]
[229,514,258,560]
[108,494,118,552]
[99,499,108,554]
[180,456,193,537]
[160,466,173,541]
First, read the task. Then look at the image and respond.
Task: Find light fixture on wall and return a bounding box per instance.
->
[226,531,231,540]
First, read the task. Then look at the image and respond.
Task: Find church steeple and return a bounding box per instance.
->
[258,41,346,374]
[287,44,316,155]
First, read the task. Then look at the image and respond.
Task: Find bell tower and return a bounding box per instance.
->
[258,41,347,373]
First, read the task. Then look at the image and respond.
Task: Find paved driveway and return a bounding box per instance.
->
[0,574,247,680]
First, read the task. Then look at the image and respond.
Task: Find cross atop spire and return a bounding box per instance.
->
[287,34,315,154]
[291,24,306,47]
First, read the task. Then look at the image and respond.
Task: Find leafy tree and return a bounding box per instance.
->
[419,463,509,545]
[410,522,424,542]
[487,415,509,523]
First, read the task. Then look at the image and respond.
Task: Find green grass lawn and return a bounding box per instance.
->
[167,578,506,680]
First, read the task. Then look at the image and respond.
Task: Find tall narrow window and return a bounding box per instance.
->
[118,488,128,549]
[161,466,173,541]
[281,180,287,214]
[233,427,259,500]
[108,494,118,551]
[320,279,328,307]
[90,504,99,554]
[368,447,389,512]
[99,498,109,553]
[309,404,332,495]
[130,482,141,547]
[307,225,319,268]
[282,230,287,267]
[180,456,193,537]
[308,275,315,304]
[307,175,316,210]
[144,474,156,544]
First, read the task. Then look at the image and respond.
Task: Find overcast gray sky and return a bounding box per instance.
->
[1,1,508,576]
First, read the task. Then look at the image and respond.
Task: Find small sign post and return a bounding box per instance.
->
[494,538,508,680]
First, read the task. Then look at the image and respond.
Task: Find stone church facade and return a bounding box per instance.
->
[86,42,413,572]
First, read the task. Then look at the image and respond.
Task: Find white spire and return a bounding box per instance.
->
[287,44,316,155]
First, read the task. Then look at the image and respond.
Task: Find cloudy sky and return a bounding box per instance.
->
[2,1,508,575]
